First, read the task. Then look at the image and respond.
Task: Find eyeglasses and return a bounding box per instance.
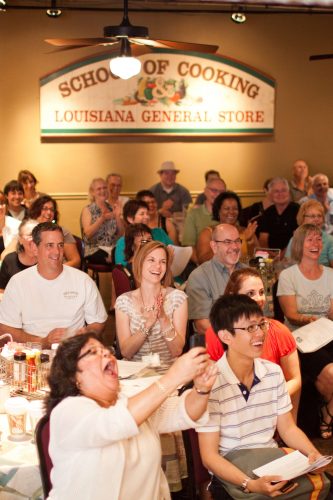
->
[78,345,115,361]
[214,238,242,246]
[231,320,269,334]
[140,239,153,246]
[304,214,323,219]
[207,187,224,195]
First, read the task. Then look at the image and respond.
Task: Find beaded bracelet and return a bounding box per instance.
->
[162,322,177,342]
[140,324,150,337]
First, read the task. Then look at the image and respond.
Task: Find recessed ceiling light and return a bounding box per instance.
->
[231,12,247,24]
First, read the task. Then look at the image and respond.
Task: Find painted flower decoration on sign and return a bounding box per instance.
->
[114,77,187,106]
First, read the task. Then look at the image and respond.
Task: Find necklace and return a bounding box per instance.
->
[140,287,161,314]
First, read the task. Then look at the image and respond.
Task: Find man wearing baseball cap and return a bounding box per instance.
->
[149,161,192,218]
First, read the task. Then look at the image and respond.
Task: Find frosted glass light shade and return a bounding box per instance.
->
[110,56,142,80]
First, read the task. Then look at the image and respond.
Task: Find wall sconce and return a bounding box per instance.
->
[0,0,6,12]
[110,38,142,80]
[46,0,62,18]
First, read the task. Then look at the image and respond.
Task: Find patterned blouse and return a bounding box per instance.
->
[82,202,118,258]
[115,287,187,373]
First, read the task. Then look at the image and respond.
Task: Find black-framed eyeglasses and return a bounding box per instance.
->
[214,238,242,246]
[231,320,269,334]
[78,346,115,361]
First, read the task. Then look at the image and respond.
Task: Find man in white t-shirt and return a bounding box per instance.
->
[0,222,107,347]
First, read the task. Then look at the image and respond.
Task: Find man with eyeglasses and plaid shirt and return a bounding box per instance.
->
[186,223,246,335]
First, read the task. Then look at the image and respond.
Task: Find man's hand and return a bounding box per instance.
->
[159,199,174,218]
[45,327,68,347]
[247,476,298,496]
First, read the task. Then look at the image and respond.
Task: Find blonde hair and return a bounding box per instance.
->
[132,241,172,287]
[296,200,324,226]
[88,178,106,202]
[17,218,39,253]
[291,224,321,262]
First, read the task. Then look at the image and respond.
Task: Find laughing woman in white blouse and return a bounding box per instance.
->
[277,223,333,439]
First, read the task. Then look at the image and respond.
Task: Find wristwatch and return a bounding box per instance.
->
[241,477,251,493]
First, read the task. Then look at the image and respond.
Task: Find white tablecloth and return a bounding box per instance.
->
[0,414,43,499]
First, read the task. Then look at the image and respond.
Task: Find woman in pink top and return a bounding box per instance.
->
[206,267,301,419]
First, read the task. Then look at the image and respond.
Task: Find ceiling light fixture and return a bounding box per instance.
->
[46,0,61,18]
[110,38,141,80]
[231,9,247,24]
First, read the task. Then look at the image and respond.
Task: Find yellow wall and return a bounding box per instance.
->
[1,10,332,234]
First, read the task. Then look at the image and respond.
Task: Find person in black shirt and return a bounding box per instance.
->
[258,177,299,253]
[0,219,38,291]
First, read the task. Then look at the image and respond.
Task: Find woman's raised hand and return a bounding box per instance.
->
[244,220,258,242]
[193,361,218,394]
[167,348,211,387]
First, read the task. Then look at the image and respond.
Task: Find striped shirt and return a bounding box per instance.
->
[197,353,292,456]
[115,287,187,374]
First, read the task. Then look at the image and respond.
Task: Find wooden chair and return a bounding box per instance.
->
[35,414,53,498]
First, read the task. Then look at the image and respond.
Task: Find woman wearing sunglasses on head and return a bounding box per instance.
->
[206,267,301,420]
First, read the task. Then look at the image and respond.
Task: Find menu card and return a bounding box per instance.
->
[292,317,333,353]
[253,450,332,480]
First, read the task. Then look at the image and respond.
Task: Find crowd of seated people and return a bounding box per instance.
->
[1,159,333,499]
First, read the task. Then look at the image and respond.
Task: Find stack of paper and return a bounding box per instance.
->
[253,450,332,480]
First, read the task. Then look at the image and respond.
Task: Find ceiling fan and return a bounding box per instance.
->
[45,0,219,61]
[309,53,333,61]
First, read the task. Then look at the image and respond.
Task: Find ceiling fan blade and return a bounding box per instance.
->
[45,37,118,48]
[47,42,120,53]
[309,53,333,61]
[127,43,153,56]
[132,38,218,54]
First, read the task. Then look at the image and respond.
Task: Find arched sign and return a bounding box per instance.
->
[40,49,275,137]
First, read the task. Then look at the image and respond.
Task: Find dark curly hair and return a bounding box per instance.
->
[124,223,152,262]
[212,191,242,222]
[45,332,102,415]
[29,195,59,223]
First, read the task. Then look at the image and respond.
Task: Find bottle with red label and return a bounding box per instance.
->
[27,354,37,392]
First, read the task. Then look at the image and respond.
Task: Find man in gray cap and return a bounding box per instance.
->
[149,161,192,218]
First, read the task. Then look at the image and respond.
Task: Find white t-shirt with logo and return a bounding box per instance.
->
[277,264,333,330]
[0,265,107,337]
